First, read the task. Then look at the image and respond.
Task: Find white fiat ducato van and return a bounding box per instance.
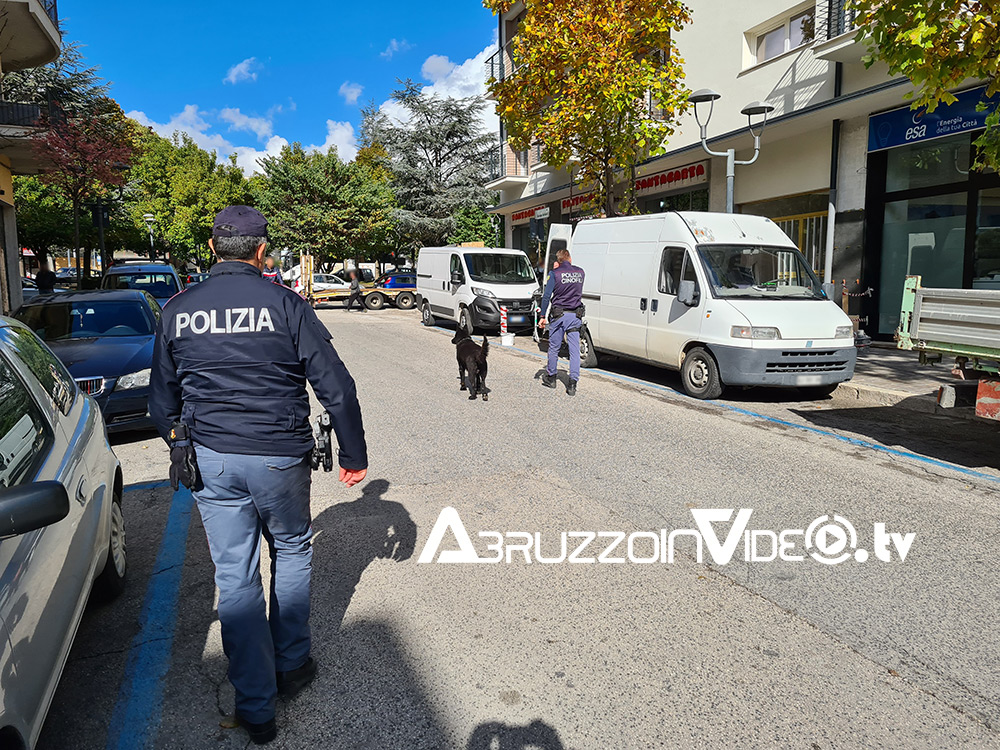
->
[416,246,539,333]
[544,212,857,399]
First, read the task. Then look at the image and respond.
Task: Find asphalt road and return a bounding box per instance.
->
[38,306,1000,749]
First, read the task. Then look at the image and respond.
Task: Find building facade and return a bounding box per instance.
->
[0,0,62,313]
[485,1,999,338]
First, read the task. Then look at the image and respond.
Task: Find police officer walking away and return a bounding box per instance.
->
[538,247,586,396]
[149,206,368,745]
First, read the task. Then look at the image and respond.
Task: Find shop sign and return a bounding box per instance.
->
[868,86,1000,153]
[512,207,544,225]
[634,161,708,197]
[535,207,551,220]
[562,193,597,214]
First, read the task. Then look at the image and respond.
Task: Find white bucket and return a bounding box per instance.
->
[500,333,516,347]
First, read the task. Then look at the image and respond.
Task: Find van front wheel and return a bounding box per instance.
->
[681,347,724,400]
[421,303,435,327]
[459,308,474,335]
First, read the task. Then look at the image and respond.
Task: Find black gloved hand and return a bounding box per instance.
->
[168,422,199,491]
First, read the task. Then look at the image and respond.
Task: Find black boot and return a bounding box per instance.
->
[277,657,317,701]
[541,372,557,388]
[236,714,277,745]
[566,379,578,396]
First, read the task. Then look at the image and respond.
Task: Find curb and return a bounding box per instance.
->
[833,382,984,422]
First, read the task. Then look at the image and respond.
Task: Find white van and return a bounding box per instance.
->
[416,247,539,333]
[546,212,857,399]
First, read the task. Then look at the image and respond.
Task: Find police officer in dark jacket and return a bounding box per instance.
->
[149,206,368,745]
[538,247,586,396]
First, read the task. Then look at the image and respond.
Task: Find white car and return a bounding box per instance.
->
[291,273,350,295]
[0,316,126,749]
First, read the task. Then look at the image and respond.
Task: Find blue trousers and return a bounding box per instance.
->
[547,312,581,381]
[193,446,313,723]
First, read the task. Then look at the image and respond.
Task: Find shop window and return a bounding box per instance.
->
[774,212,828,274]
[878,193,968,334]
[975,188,1000,289]
[753,9,815,64]
[885,134,971,193]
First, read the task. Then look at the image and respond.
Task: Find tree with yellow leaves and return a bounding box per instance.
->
[484,0,691,217]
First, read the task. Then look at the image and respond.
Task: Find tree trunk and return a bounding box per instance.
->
[72,199,81,285]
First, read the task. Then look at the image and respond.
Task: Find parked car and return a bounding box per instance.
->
[101,261,184,308]
[375,270,417,289]
[15,290,159,432]
[185,272,210,286]
[416,247,539,333]
[540,212,857,399]
[0,316,126,750]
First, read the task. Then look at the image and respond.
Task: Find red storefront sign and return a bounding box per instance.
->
[634,161,708,197]
[561,193,597,213]
[512,207,538,225]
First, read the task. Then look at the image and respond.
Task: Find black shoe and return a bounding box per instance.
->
[541,373,557,388]
[566,379,578,396]
[236,714,277,745]
[277,657,317,701]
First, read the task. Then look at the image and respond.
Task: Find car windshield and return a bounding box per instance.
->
[17,300,155,340]
[104,272,178,298]
[463,253,535,284]
[697,245,824,300]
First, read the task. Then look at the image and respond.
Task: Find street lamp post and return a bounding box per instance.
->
[689,89,775,214]
[143,213,156,260]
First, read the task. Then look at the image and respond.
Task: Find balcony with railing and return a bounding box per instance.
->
[486,140,531,191]
[40,0,58,25]
[0,0,62,71]
[812,0,865,61]
[0,102,42,128]
[485,41,519,101]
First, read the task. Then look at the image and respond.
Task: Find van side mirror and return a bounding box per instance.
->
[678,280,699,307]
[0,481,70,539]
[450,271,464,285]
[822,282,835,300]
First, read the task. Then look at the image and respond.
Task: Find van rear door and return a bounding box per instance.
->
[598,232,660,359]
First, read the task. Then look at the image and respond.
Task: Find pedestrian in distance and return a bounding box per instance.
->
[538,248,586,396]
[346,269,366,312]
[35,260,57,293]
[149,205,368,746]
[262,256,284,285]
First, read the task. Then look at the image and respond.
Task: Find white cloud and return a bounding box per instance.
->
[219,107,273,141]
[338,81,364,106]
[127,106,358,176]
[381,44,500,137]
[381,38,413,59]
[421,54,456,83]
[224,57,260,85]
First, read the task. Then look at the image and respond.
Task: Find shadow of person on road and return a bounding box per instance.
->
[310,478,417,632]
[533,368,574,389]
[467,719,566,750]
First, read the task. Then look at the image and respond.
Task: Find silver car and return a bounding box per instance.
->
[0,316,126,749]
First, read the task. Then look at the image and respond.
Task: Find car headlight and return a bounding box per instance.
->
[114,368,151,391]
[731,326,781,340]
[472,287,496,299]
[835,325,854,339]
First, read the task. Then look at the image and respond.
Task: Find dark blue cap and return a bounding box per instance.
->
[213,205,268,239]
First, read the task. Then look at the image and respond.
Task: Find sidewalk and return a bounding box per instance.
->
[836,343,979,418]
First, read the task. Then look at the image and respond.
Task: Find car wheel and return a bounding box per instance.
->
[395,292,416,310]
[681,347,724,400]
[93,485,127,601]
[800,383,839,400]
[580,327,598,368]
[421,302,436,327]
[365,292,385,311]
[459,308,474,335]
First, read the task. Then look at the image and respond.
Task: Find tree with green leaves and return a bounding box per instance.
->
[447,204,498,246]
[11,176,73,263]
[0,38,108,116]
[252,142,396,267]
[361,82,495,249]
[853,1,1000,168]
[484,0,691,217]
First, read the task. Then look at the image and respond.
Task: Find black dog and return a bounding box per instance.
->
[451,328,490,401]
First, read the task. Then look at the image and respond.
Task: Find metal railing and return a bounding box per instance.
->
[488,142,530,182]
[816,0,858,40]
[0,102,41,127]
[485,41,518,86]
[39,0,58,25]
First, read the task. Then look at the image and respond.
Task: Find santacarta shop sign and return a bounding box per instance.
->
[634,161,708,197]
[868,86,1000,153]
[562,194,597,214]
[512,207,544,225]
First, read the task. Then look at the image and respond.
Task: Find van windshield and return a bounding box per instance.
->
[463,253,535,284]
[697,245,824,300]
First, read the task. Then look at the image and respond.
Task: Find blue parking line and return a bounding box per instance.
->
[434,327,1000,487]
[105,487,194,750]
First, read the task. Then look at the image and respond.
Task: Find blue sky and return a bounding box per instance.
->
[59,0,499,173]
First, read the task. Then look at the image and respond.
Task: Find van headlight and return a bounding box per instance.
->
[115,368,151,391]
[835,325,854,339]
[472,287,496,299]
[731,326,781,340]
